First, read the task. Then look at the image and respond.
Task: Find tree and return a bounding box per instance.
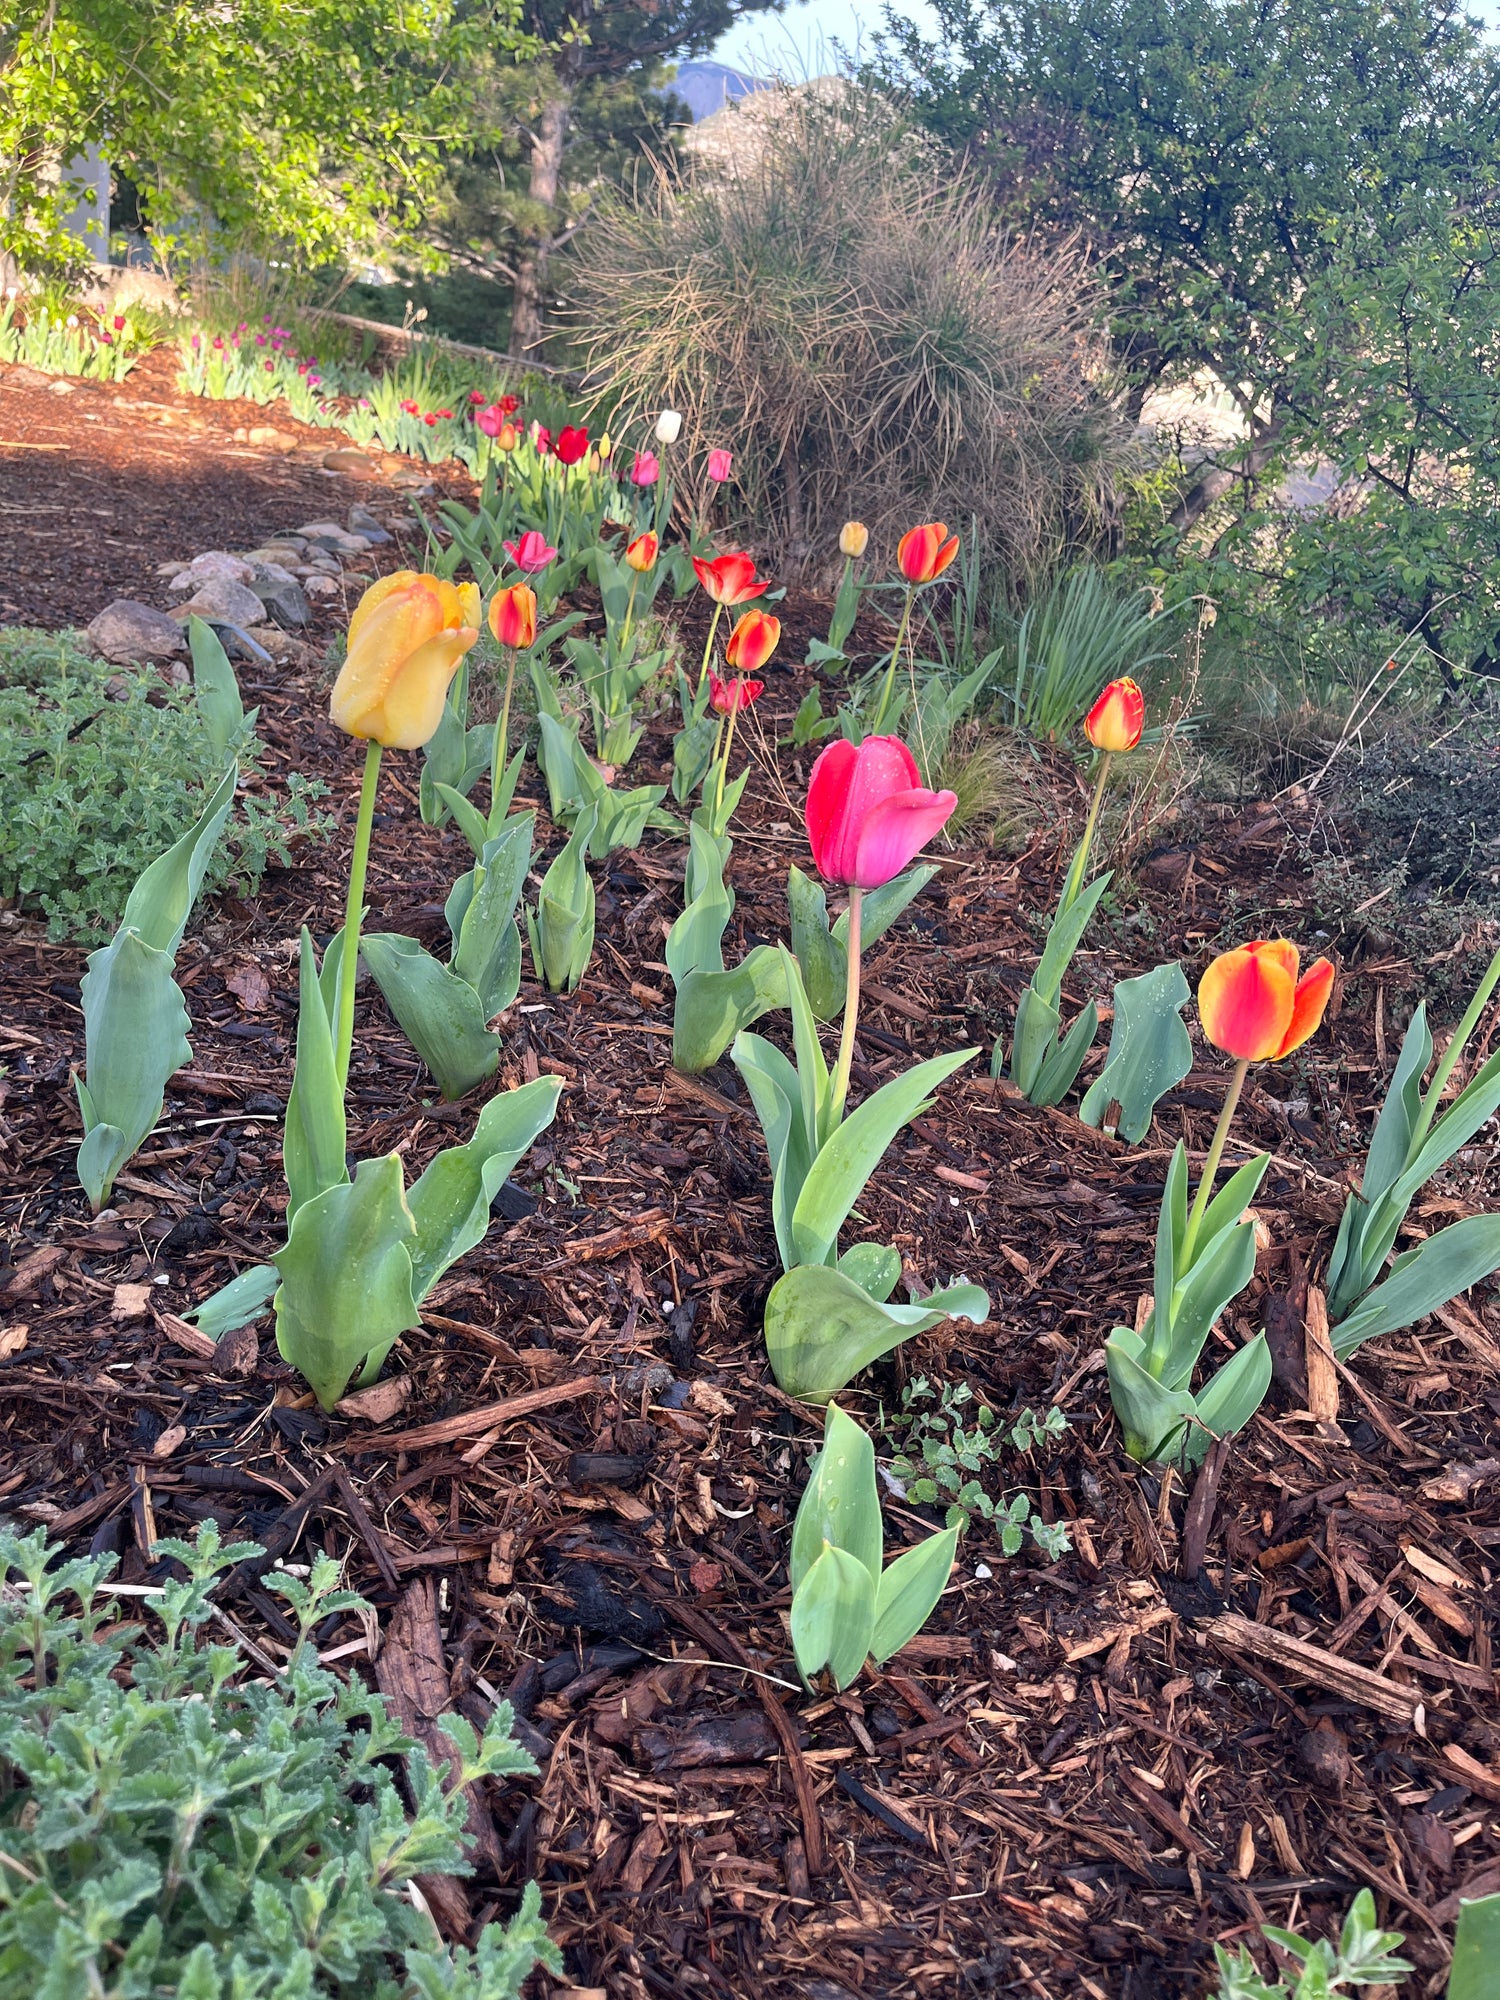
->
[878,0,1500,660]
[498,0,781,357]
[0,0,533,276]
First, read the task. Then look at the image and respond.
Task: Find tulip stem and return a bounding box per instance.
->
[620,571,641,653]
[870,587,914,737]
[696,601,725,697]
[1060,751,1113,916]
[829,886,864,1128]
[712,682,746,828]
[494,646,517,798]
[1179,1057,1249,1269]
[1410,941,1500,1151]
[334,739,383,1093]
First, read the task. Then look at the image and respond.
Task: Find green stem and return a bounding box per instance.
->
[869,587,914,736]
[1179,1057,1249,1268]
[620,570,640,652]
[1060,751,1112,917]
[696,600,725,697]
[334,740,382,1093]
[712,681,746,826]
[1410,941,1500,1150]
[829,886,864,1127]
[494,646,517,796]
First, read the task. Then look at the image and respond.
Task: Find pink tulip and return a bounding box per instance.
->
[707,448,733,483]
[806,736,957,890]
[504,530,558,573]
[631,450,660,486]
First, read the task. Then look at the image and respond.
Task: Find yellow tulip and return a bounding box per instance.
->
[331,572,480,750]
[839,520,869,558]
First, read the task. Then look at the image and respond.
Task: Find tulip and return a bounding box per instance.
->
[488,582,537,652]
[709,670,764,714]
[1179,940,1336,1269]
[469,388,488,405]
[706,666,766,824]
[505,530,558,573]
[598,432,613,460]
[496,421,519,453]
[1059,676,1148,914]
[498,394,519,415]
[806,735,957,1119]
[725,609,780,676]
[631,450,660,486]
[871,524,962,735]
[1084,677,1145,754]
[557,423,589,466]
[328,573,481,1086]
[691,551,774,697]
[487,583,539,793]
[400,398,420,415]
[533,424,552,454]
[840,521,869,559]
[897,522,960,585]
[655,409,683,445]
[619,532,658,649]
[707,448,733,483]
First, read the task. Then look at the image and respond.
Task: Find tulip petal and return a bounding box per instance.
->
[852,787,958,889]
[332,582,447,739]
[346,569,419,654]
[1273,957,1335,1058]
[374,628,478,750]
[1198,944,1297,1061]
[806,735,922,884]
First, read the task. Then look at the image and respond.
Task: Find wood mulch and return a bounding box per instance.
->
[2,383,1499,1999]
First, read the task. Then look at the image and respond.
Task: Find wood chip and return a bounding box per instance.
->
[344,1374,601,1453]
[112,1281,155,1320]
[154,1309,217,1360]
[335,1374,412,1423]
[1303,1286,1340,1425]
[1206,1612,1424,1728]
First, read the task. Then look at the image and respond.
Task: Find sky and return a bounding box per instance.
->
[712,0,944,75]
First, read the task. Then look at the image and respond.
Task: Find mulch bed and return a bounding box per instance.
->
[3,384,1499,1999]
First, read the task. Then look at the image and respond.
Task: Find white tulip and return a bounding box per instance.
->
[654,408,683,445]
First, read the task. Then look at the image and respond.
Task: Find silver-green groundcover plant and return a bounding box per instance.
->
[0,1521,559,2000]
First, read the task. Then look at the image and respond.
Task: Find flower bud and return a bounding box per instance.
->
[839,521,869,559]
[654,408,683,445]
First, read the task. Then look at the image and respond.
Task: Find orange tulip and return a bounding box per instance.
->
[488,582,537,651]
[1084,677,1145,753]
[332,572,480,750]
[693,551,771,605]
[725,609,780,675]
[897,522,960,585]
[1199,941,1335,1063]
[625,531,658,572]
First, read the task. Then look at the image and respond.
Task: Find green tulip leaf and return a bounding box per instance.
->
[837,1241,902,1302]
[765,1264,990,1403]
[872,1525,959,1664]
[189,1262,280,1338]
[361,933,500,1101]
[1078,961,1193,1143]
[282,927,348,1220]
[1332,1215,1500,1359]
[790,1404,883,1591]
[790,1543,876,1691]
[404,1076,563,1302]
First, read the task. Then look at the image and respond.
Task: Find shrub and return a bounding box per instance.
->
[0,628,332,941]
[0,1521,559,2000]
[571,81,1125,579]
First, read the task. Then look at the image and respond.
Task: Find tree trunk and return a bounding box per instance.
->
[509,89,570,359]
[1169,416,1283,533]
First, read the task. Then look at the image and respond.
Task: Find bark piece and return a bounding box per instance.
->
[1207,1611,1423,1728]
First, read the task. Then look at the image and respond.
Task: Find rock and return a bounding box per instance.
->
[245,539,307,562]
[48,377,76,396]
[86,599,188,665]
[2,363,55,390]
[321,448,379,478]
[245,425,298,452]
[347,503,393,545]
[302,573,342,602]
[172,577,269,628]
[297,520,369,555]
[168,551,255,592]
[242,626,319,667]
[244,563,312,628]
[1298,1721,1352,1794]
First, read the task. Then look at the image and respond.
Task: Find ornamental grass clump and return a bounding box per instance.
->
[572,82,1123,575]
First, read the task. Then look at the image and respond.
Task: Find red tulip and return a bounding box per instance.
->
[498,394,519,416]
[692,552,770,606]
[1085,678,1145,752]
[423,414,437,427]
[469,389,488,405]
[400,399,420,415]
[476,403,505,437]
[557,424,589,466]
[488,582,537,651]
[533,424,552,454]
[897,522,960,585]
[631,449,660,486]
[504,530,558,573]
[1198,941,1335,1063]
[725,609,780,675]
[625,531,658,572]
[710,670,764,714]
[707,448,733,482]
[807,736,957,890]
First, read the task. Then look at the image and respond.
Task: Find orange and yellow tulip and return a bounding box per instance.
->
[1084,677,1145,753]
[625,531,659,572]
[725,609,781,675]
[331,572,480,750]
[1199,941,1335,1063]
[897,522,960,585]
[488,582,537,652]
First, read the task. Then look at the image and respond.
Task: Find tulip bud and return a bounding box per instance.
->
[598,433,612,459]
[655,408,683,445]
[497,422,519,453]
[839,521,869,559]
[897,522,960,585]
[331,572,480,750]
[725,609,781,675]
[625,531,658,572]
[1083,677,1145,754]
[707,448,733,483]
[631,450,660,487]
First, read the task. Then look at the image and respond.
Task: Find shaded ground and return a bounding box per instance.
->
[3,381,1500,1999]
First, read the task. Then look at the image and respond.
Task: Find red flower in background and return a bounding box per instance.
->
[556,424,589,465]
[709,670,764,714]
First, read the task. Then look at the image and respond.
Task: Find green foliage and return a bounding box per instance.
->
[883,1376,1070,1551]
[0,627,331,941]
[0,294,153,379]
[1078,960,1194,1143]
[998,565,1177,744]
[1104,1142,1272,1465]
[1450,1893,1500,2000]
[789,1405,959,1690]
[1212,1889,1411,1999]
[667,819,787,1072]
[572,80,1122,578]
[526,807,598,992]
[1004,870,1110,1104]
[0,1520,559,1999]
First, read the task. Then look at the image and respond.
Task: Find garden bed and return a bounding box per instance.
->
[3,580,1499,1996]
